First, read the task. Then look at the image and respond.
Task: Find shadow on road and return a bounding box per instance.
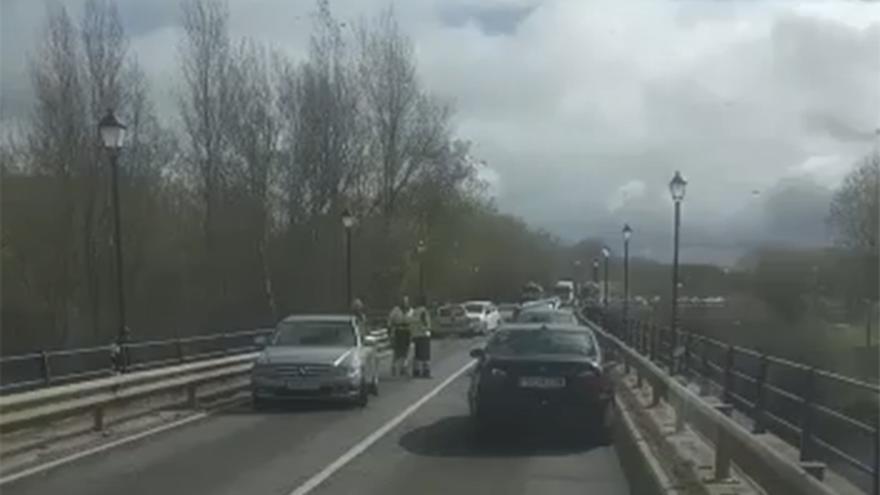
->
[219,399,357,416]
[399,415,600,458]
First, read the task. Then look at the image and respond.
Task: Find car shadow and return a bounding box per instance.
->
[398,415,601,458]
[219,399,357,415]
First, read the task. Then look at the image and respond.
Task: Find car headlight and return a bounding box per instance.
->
[336,364,361,378]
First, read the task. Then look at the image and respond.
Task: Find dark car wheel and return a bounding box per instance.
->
[354,380,369,408]
[369,373,380,396]
[589,400,615,446]
[253,396,272,411]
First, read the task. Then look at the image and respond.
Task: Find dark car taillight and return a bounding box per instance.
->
[575,364,609,394]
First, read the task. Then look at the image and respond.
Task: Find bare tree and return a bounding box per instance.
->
[226,40,281,318]
[356,7,451,221]
[178,0,233,253]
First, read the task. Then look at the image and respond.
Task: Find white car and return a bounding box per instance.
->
[462,301,501,335]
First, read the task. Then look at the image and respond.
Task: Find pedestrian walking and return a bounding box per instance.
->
[388,296,413,377]
[411,296,432,378]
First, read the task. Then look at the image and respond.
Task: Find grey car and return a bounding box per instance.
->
[251,315,380,408]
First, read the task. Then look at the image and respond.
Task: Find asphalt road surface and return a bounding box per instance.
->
[2,337,630,495]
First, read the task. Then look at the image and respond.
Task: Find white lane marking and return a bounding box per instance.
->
[0,408,218,486]
[287,359,476,495]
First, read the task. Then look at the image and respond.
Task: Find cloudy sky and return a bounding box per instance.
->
[3,0,879,264]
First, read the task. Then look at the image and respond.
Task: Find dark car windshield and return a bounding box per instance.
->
[516,310,577,324]
[487,329,596,357]
[465,304,485,314]
[273,320,356,347]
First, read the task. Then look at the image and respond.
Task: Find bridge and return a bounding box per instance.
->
[0,304,876,495]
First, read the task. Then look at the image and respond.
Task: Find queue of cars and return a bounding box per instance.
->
[250,291,614,443]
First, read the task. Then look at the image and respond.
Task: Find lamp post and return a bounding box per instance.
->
[341,209,355,310]
[622,224,632,342]
[417,239,427,302]
[99,109,128,372]
[602,247,610,327]
[669,171,688,370]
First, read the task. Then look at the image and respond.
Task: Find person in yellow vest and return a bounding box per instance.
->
[388,296,413,377]
[410,295,432,378]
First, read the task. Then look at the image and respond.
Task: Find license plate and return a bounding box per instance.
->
[286,379,319,391]
[519,376,565,389]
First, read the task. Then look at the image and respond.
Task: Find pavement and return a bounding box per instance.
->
[1,337,631,495]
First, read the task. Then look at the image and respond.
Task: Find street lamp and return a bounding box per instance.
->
[622,224,632,342]
[601,247,611,325]
[99,109,128,371]
[417,239,427,302]
[341,209,355,310]
[669,170,687,371]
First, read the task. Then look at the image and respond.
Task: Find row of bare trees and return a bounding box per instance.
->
[1,0,563,353]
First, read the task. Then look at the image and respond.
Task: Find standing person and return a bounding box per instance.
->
[351,298,368,338]
[388,296,413,377]
[410,296,432,378]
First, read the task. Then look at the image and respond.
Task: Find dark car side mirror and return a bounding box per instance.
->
[469,348,485,359]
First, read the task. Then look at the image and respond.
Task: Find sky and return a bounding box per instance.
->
[2,0,879,265]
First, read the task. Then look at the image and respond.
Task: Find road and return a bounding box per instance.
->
[2,337,630,495]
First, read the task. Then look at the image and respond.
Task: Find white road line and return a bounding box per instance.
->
[0,410,214,486]
[287,359,476,495]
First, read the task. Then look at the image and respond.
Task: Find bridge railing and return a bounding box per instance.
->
[585,304,880,495]
[0,328,275,395]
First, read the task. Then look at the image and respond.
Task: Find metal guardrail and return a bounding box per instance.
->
[0,329,275,395]
[584,305,880,495]
[0,353,257,434]
[584,315,839,495]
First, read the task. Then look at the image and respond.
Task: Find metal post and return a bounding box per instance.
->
[110,151,128,372]
[699,341,711,396]
[682,331,691,377]
[345,226,352,310]
[623,236,630,345]
[603,255,609,329]
[753,353,768,434]
[722,344,734,404]
[800,367,816,461]
[40,351,52,386]
[671,200,681,371]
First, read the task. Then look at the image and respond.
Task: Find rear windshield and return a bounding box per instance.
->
[486,329,596,357]
[273,321,355,347]
[516,311,576,324]
[465,304,484,313]
[439,306,464,317]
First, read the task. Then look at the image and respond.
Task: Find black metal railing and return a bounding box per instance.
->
[583,304,880,495]
[0,328,274,395]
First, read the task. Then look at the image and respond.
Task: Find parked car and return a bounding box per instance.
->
[467,323,614,443]
[553,280,576,306]
[251,314,380,408]
[435,303,470,337]
[515,308,579,325]
[497,303,520,323]
[463,300,502,335]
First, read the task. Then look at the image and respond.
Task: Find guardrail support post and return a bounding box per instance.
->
[699,341,711,396]
[800,367,816,462]
[682,332,691,377]
[722,345,734,404]
[40,351,52,386]
[176,337,185,364]
[752,353,768,434]
[93,407,104,431]
[714,404,733,481]
[187,384,199,409]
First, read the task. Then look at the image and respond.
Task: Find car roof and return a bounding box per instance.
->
[280,314,353,323]
[463,300,491,306]
[520,307,573,315]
